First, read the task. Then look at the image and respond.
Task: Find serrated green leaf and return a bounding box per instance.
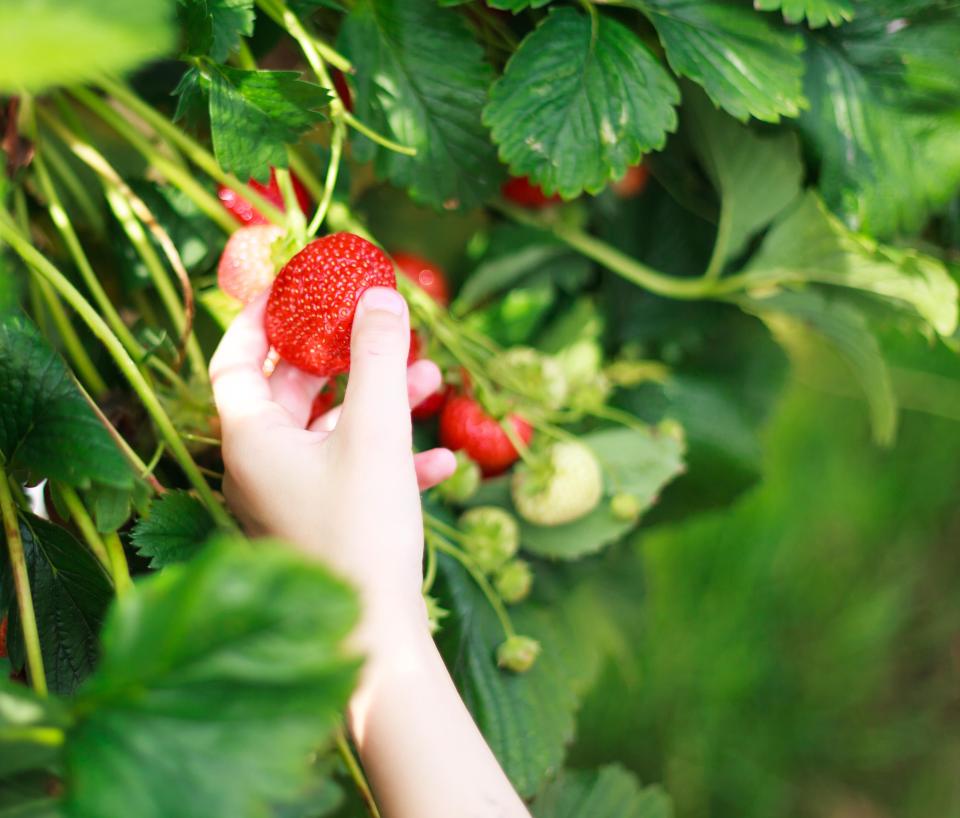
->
[6,515,112,696]
[435,554,578,797]
[741,290,898,445]
[753,0,853,28]
[131,490,217,568]
[487,0,553,9]
[63,538,358,818]
[532,765,672,818]
[339,0,501,209]
[0,676,68,777]
[0,316,135,493]
[485,8,679,198]
[0,0,174,94]
[798,10,960,236]
[179,0,255,62]
[209,66,330,183]
[743,192,959,336]
[631,0,807,123]
[686,92,803,274]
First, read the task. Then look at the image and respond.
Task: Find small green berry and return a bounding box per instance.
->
[610,492,641,522]
[495,559,533,604]
[459,506,520,573]
[436,451,481,504]
[423,594,449,635]
[497,635,541,673]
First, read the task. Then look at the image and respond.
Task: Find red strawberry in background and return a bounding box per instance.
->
[0,617,7,659]
[611,164,649,199]
[265,232,396,377]
[218,168,312,226]
[218,224,285,304]
[393,251,450,306]
[308,380,338,425]
[331,69,354,113]
[412,386,448,420]
[501,176,562,209]
[439,395,533,476]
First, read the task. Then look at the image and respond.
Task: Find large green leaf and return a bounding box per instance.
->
[5,514,113,696]
[798,7,960,236]
[0,676,68,777]
[63,538,358,818]
[0,317,136,493]
[742,193,959,337]
[741,290,897,445]
[208,66,330,183]
[630,0,806,123]
[339,0,501,209]
[686,93,803,274]
[435,554,580,797]
[753,0,853,28]
[0,0,174,93]
[532,765,672,818]
[484,8,679,198]
[131,490,217,568]
[179,0,254,62]
[518,426,685,560]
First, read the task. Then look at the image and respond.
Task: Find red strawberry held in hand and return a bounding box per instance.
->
[439,395,533,476]
[501,176,562,209]
[218,168,312,226]
[218,224,285,304]
[393,251,450,306]
[265,232,396,377]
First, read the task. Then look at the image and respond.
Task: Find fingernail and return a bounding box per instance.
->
[361,287,405,316]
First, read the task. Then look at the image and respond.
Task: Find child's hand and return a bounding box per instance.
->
[210,287,456,649]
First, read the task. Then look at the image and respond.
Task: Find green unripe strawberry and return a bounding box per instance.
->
[459,506,520,573]
[512,441,603,526]
[491,347,567,410]
[423,594,449,635]
[497,635,541,673]
[436,451,482,504]
[610,492,641,522]
[495,559,533,604]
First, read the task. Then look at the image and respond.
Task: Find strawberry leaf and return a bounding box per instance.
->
[131,491,218,568]
[0,316,137,493]
[63,538,358,818]
[0,0,175,94]
[753,0,853,28]
[484,8,679,198]
[179,0,255,62]
[797,6,960,236]
[339,0,501,209]
[629,0,807,123]
[208,66,330,183]
[743,193,959,337]
[0,676,69,777]
[5,514,113,696]
[532,765,673,818]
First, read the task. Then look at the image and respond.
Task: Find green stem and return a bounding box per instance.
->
[703,202,731,282]
[0,466,47,696]
[0,212,235,530]
[274,167,307,244]
[335,726,381,818]
[256,0,354,73]
[307,119,345,237]
[288,148,327,203]
[56,484,113,576]
[40,137,105,235]
[104,532,133,595]
[60,92,237,233]
[92,78,286,228]
[422,535,438,594]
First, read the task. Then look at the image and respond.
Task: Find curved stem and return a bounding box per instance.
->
[341,111,417,156]
[92,78,286,228]
[104,532,133,595]
[256,0,354,73]
[335,726,381,818]
[40,137,105,235]
[307,119,345,237]
[703,202,731,282]
[0,212,235,530]
[56,484,112,576]
[421,535,438,595]
[275,167,307,245]
[0,465,47,697]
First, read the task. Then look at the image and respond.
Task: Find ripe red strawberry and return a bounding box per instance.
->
[217,224,285,303]
[439,395,533,476]
[393,251,450,306]
[0,617,7,659]
[501,176,562,209]
[308,381,338,425]
[331,69,354,113]
[265,233,396,377]
[611,164,649,199]
[218,168,312,226]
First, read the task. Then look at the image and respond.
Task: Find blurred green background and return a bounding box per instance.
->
[569,381,960,818]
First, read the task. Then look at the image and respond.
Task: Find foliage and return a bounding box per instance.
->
[0,0,958,815]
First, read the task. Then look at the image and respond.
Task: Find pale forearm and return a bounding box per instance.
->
[348,624,531,818]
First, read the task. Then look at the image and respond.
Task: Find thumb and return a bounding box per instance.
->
[337,287,412,446]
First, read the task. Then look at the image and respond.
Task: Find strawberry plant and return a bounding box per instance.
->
[1,0,958,815]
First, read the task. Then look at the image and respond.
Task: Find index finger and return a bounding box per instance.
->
[209,292,280,432]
